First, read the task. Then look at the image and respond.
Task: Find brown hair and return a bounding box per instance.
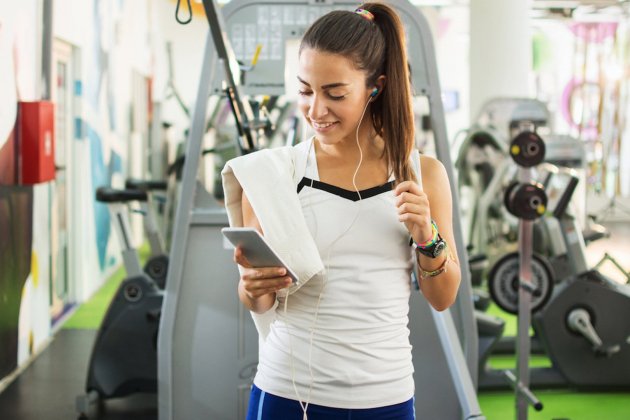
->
[300,2,415,182]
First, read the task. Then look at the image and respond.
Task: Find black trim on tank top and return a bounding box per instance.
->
[297,177,394,201]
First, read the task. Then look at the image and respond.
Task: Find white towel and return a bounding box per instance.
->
[221,145,325,295]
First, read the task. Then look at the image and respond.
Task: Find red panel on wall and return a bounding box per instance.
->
[16,101,56,185]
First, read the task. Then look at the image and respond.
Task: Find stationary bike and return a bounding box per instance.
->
[532,168,630,389]
[76,187,164,419]
[125,178,169,289]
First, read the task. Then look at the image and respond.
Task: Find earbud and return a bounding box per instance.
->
[370,88,379,98]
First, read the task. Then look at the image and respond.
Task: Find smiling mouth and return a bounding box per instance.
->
[311,121,337,129]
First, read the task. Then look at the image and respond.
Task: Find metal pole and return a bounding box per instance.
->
[512,167,542,420]
[516,216,533,420]
[158,33,218,420]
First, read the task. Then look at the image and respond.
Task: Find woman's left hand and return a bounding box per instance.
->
[394,180,433,245]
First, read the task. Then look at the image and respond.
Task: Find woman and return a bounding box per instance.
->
[228,3,461,419]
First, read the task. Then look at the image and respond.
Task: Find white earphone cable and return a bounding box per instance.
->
[352,95,373,200]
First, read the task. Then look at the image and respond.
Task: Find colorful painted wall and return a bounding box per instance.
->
[0,0,157,384]
[0,0,40,381]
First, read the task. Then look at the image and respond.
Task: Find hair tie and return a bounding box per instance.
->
[354,8,375,22]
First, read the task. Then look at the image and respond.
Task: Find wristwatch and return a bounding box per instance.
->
[416,233,447,259]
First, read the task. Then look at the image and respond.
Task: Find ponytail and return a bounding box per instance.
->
[363,3,416,182]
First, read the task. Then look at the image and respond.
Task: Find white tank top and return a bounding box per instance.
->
[253,140,418,408]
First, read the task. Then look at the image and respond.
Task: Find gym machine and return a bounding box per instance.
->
[533,169,630,389]
[457,98,601,289]
[76,187,164,418]
[158,1,483,419]
[455,126,511,289]
[480,161,630,391]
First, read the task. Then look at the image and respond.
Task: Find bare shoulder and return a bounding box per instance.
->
[419,154,449,191]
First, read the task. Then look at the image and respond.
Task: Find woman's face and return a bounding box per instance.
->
[297,48,374,147]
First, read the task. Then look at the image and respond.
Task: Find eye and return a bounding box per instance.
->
[298,90,312,96]
[327,93,346,101]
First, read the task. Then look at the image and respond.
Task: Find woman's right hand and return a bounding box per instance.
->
[234,246,293,300]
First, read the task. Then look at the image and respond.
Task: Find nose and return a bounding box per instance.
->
[307,94,328,121]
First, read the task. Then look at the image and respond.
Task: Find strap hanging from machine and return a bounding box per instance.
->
[175,0,193,25]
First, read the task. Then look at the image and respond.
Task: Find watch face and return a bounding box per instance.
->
[433,241,446,257]
[416,237,446,258]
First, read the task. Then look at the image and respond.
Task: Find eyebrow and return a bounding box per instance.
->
[297,76,349,89]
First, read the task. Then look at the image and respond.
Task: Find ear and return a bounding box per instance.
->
[371,75,386,100]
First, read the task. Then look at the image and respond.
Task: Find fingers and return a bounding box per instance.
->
[394,180,423,196]
[234,247,286,278]
[234,247,292,298]
[394,190,429,209]
[397,202,426,220]
[397,203,430,229]
[394,183,430,221]
[233,246,252,268]
[241,268,293,298]
[242,266,287,282]
[394,181,427,205]
[395,181,433,243]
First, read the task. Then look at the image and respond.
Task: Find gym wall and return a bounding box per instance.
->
[0,0,159,388]
[0,0,49,382]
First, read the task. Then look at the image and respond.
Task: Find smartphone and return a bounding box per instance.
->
[221,227,299,284]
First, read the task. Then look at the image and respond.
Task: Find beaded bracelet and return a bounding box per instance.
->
[418,244,451,280]
[416,219,439,249]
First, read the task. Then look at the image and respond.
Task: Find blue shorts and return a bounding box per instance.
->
[246,384,416,420]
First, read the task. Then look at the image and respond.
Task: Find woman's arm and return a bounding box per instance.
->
[416,155,461,311]
[395,155,461,311]
[236,192,292,314]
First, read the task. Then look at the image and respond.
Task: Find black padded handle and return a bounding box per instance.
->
[552,175,579,218]
[125,178,168,191]
[95,186,148,203]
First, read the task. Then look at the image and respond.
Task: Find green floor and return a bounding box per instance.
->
[63,243,150,330]
[61,262,630,419]
[479,390,630,420]
[62,265,126,329]
[480,303,630,419]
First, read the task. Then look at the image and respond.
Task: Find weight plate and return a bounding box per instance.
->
[505,182,547,220]
[488,252,554,314]
[503,181,520,215]
[510,131,546,167]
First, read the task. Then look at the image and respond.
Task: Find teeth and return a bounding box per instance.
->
[312,121,335,129]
